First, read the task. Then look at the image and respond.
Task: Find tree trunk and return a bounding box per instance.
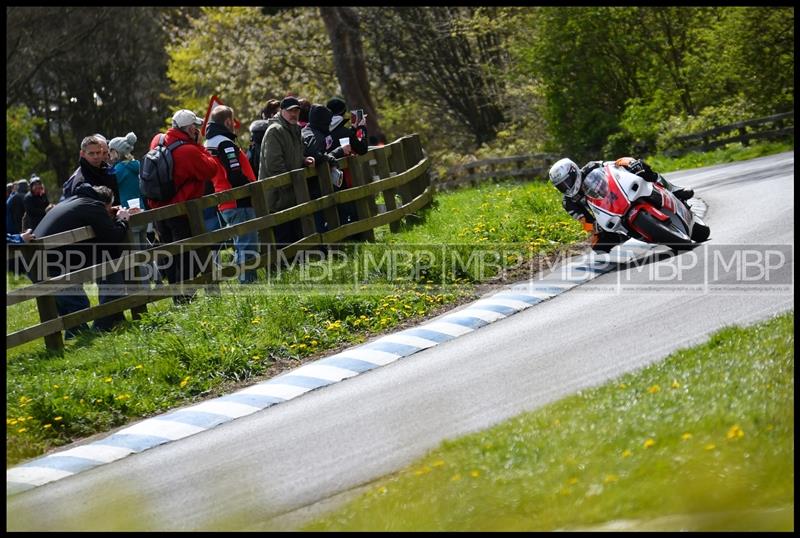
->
[319,7,384,142]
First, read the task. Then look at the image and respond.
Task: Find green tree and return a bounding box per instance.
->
[6,106,54,192]
[166,7,337,133]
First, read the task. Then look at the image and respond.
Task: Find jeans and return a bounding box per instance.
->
[221,207,259,283]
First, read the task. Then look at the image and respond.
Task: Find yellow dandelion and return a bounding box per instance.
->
[681,432,693,441]
[43,424,52,429]
[470,470,480,478]
[9,419,18,426]
[180,376,190,388]
[647,385,661,394]
[54,416,63,421]
[52,384,59,389]
[671,379,681,389]
[726,424,745,440]
[604,474,619,484]
[414,466,431,476]
[63,395,70,400]
[618,383,627,389]
[622,449,633,458]
[643,438,656,449]
[17,428,27,434]
[377,486,388,494]
[705,443,716,451]
[104,377,113,383]
[451,473,462,481]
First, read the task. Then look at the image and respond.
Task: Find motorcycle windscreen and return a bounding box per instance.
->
[584,166,630,217]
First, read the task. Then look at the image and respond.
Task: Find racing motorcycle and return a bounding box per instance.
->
[582,163,710,250]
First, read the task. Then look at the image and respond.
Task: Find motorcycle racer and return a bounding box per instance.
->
[549,156,695,252]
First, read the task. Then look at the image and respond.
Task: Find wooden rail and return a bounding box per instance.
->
[439,153,559,191]
[663,111,794,157]
[6,134,432,352]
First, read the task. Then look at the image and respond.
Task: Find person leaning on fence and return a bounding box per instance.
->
[32,184,139,338]
[146,109,220,305]
[60,135,121,205]
[109,132,149,251]
[259,95,316,246]
[301,104,343,234]
[246,99,279,179]
[326,97,370,226]
[205,104,260,284]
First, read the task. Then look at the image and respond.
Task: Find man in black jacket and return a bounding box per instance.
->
[22,176,51,231]
[59,135,120,204]
[33,184,137,337]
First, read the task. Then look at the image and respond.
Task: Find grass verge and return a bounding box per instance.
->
[304,311,794,531]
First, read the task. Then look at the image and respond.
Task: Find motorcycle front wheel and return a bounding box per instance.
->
[631,211,694,250]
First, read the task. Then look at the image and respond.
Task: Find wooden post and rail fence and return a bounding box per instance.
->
[6,134,432,353]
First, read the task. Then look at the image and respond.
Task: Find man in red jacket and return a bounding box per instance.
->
[148,109,220,304]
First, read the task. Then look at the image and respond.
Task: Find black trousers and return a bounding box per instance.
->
[154,215,196,304]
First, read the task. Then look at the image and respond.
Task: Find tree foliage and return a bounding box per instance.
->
[166,7,337,131]
[6,7,172,187]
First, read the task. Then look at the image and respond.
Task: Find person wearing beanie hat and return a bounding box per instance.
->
[108,131,144,211]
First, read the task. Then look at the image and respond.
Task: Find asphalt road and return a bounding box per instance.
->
[7,152,794,531]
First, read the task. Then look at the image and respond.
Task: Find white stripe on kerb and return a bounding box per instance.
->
[457,308,507,322]
[422,321,475,337]
[239,383,311,400]
[117,419,206,441]
[380,333,441,349]
[340,348,403,366]
[186,400,262,419]
[48,444,134,464]
[7,466,74,486]
[289,363,360,382]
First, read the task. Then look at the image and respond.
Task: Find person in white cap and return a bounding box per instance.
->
[146,109,220,304]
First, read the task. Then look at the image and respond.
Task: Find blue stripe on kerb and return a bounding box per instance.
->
[271,375,333,390]
[361,341,421,356]
[401,328,457,343]
[317,356,380,373]
[468,303,518,316]
[217,393,285,408]
[493,293,544,304]
[94,433,172,452]
[439,315,490,329]
[156,410,232,429]
[21,456,100,474]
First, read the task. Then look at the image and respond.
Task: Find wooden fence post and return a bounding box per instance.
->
[23,243,64,353]
[317,163,341,239]
[348,154,376,242]
[388,139,412,206]
[291,169,317,241]
[185,198,220,297]
[123,224,148,320]
[402,135,428,197]
[374,147,401,233]
[250,179,278,271]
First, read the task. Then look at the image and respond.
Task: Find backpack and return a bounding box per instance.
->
[139,134,186,201]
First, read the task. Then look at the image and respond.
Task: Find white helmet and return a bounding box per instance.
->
[549,158,582,198]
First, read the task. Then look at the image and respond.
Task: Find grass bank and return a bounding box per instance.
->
[304,311,794,531]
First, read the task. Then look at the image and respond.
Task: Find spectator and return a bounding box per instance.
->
[22,176,51,231]
[6,179,28,235]
[246,99,280,179]
[326,97,370,225]
[109,132,148,250]
[205,105,259,284]
[60,135,120,204]
[146,109,220,304]
[7,182,15,200]
[302,104,343,233]
[32,184,137,337]
[259,96,316,245]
